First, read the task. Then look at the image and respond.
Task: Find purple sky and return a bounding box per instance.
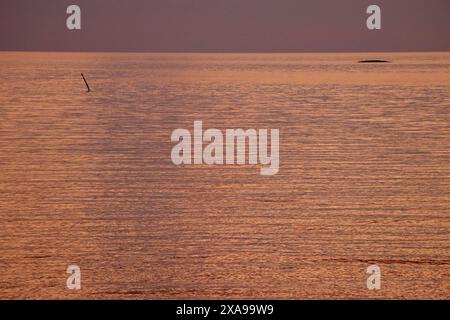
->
[1,0,449,52]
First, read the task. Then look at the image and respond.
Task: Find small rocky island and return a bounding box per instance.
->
[358,59,390,63]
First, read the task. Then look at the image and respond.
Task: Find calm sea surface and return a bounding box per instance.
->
[0,52,449,299]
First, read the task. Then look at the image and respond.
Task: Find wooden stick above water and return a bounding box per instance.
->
[81,73,91,92]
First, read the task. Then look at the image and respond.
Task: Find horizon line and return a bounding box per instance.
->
[1,49,450,54]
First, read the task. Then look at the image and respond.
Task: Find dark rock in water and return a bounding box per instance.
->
[358,59,390,63]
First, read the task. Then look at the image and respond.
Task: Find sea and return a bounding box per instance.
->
[0,52,449,298]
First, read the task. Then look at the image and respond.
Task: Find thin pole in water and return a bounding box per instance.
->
[81,73,91,92]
